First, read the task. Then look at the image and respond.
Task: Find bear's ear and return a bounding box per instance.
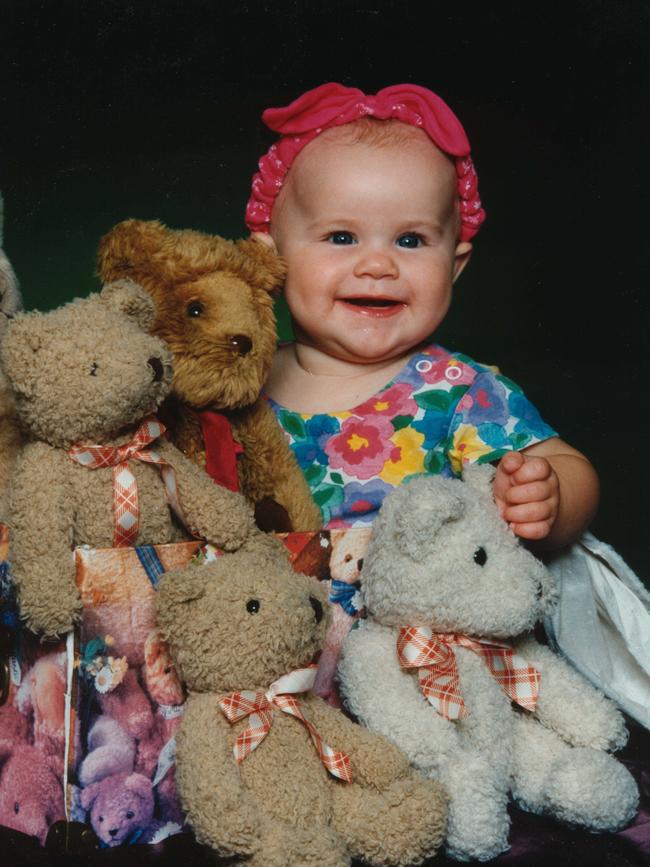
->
[461,462,497,496]
[124,773,152,800]
[0,314,44,397]
[100,279,156,331]
[392,477,465,561]
[80,781,102,811]
[156,565,211,641]
[97,219,168,283]
[234,237,287,296]
[0,739,13,770]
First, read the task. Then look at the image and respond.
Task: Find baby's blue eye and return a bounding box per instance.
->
[329,231,356,245]
[396,233,422,248]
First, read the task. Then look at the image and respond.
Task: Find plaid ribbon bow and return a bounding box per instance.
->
[397,626,540,720]
[218,665,352,782]
[68,416,187,548]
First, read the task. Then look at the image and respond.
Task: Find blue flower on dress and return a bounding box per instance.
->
[330,478,394,526]
[412,409,451,449]
[510,393,555,440]
[456,373,509,427]
[292,414,341,469]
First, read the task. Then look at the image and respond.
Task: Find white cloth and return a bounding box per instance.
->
[544,532,650,729]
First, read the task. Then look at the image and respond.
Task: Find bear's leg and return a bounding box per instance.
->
[512,714,638,831]
[438,749,510,862]
[331,770,447,867]
[249,817,350,867]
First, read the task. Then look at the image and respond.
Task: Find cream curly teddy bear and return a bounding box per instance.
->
[338,466,638,862]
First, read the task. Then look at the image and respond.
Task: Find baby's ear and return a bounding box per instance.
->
[97,219,168,283]
[236,236,286,296]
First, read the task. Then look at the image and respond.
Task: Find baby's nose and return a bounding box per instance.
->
[353,249,399,280]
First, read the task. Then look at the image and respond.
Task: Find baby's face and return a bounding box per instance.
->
[268,127,471,365]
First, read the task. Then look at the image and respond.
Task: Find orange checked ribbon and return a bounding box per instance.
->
[218,665,352,782]
[68,416,187,548]
[397,626,540,720]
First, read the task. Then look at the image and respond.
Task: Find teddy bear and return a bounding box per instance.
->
[97,219,321,533]
[337,466,639,862]
[0,191,23,522]
[15,651,67,757]
[1,278,254,636]
[0,740,65,844]
[79,771,162,847]
[155,534,448,867]
[313,527,372,706]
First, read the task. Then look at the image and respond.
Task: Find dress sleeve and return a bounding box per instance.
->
[446,369,558,475]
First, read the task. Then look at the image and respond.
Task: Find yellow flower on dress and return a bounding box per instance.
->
[448,423,495,475]
[379,427,426,485]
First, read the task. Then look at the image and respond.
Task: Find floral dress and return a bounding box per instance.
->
[268,344,557,528]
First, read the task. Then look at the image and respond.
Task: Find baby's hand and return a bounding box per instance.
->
[492,451,559,541]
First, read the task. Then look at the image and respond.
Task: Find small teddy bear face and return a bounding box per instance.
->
[1,280,173,448]
[81,772,154,847]
[156,538,330,694]
[97,220,286,410]
[362,466,557,639]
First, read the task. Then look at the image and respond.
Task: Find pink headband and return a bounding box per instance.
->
[245,82,485,242]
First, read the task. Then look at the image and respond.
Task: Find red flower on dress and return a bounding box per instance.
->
[355,383,418,418]
[325,416,399,480]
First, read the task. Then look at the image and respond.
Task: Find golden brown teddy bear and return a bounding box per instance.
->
[156,535,447,867]
[97,219,321,533]
[1,279,254,637]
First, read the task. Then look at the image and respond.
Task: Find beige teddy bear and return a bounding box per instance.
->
[2,279,254,637]
[156,535,448,867]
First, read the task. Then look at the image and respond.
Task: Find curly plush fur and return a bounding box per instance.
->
[97,220,321,533]
[0,192,23,521]
[338,466,639,862]
[2,279,254,636]
[156,535,447,867]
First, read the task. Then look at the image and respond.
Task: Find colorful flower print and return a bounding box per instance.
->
[325,415,399,480]
[329,478,395,527]
[448,423,503,475]
[355,382,418,418]
[455,372,509,426]
[509,392,554,441]
[379,427,426,485]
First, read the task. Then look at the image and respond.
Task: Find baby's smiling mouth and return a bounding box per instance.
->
[339,297,405,316]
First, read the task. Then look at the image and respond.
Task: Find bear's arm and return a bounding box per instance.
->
[338,622,461,777]
[514,634,628,751]
[234,401,322,532]
[9,442,80,636]
[154,439,254,551]
[300,693,412,790]
[174,693,261,857]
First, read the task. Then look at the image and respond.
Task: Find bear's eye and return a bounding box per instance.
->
[473,547,487,566]
[14,802,19,814]
[99,816,104,823]
[90,362,99,376]
[126,810,135,819]
[344,554,353,562]
[246,599,260,614]
[186,301,204,318]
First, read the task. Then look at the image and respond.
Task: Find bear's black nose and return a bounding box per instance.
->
[230,334,252,356]
[309,595,323,624]
[109,829,118,838]
[148,356,164,382]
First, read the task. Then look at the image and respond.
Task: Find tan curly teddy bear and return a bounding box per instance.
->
[97,219,321,533]
[2,279,254,637]
[156,535,447,867]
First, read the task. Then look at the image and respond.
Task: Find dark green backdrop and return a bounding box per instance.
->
[1,0,648,579]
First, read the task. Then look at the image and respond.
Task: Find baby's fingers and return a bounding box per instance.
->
[510,456,552,485]
[504,480,551,506]
[502,500,554,525]
[510,519,553,541]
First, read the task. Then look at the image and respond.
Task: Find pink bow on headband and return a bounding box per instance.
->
[245,82,485,242]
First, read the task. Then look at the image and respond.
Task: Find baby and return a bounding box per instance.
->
[247,83,598,550]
